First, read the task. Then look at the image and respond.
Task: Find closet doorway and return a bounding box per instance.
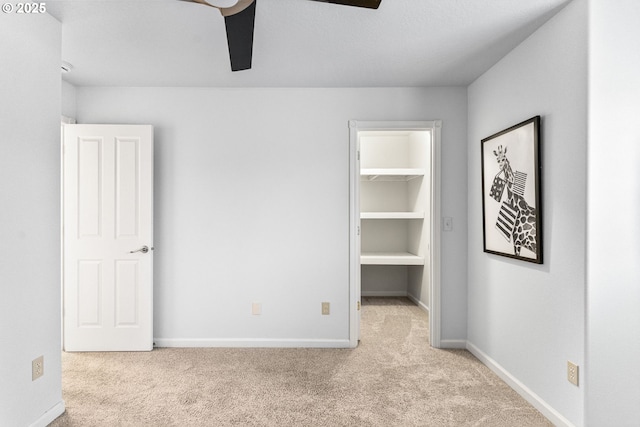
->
[349,121,442,348]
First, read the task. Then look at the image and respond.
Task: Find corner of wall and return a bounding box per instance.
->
[0,12,64,427]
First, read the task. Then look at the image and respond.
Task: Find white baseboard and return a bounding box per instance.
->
[466,342,575,427]
[154,338,352,349]
[361,291,407,297]
[439,339,467,349]
[406,293,429,314]
[30,400,65,427]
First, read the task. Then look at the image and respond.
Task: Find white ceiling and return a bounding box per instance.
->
[47,0,571,87]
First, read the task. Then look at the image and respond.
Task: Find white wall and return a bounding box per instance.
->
[586,0,640,424]
[0,13,65,427]
[467,1,586,425]
[61,80,77,119]
[76,87,468,345]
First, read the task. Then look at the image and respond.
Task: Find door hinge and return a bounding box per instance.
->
[357,151,360,161]
[357,301,361,311]
[357,225,360,236]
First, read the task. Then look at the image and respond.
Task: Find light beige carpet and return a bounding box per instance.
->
[50,298,551,426]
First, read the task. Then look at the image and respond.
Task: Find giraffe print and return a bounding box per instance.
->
[493,145,537,256]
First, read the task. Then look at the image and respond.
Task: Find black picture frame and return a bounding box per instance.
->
[481,116,542,264]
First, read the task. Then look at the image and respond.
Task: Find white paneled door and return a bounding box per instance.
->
[63,125,153,351]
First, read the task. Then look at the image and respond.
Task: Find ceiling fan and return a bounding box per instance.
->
[180,0,382,72]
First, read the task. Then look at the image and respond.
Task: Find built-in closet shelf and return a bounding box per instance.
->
[361,212,425,219]
[361,252,425,266]
[360,168,425,182]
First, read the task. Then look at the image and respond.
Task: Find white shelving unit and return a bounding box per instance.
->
[359,130,431,297]
[361,252,425,265]
[361,168,425,182]
[360,212,424,219]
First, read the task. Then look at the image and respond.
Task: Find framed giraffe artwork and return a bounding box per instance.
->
[481,116,542,264]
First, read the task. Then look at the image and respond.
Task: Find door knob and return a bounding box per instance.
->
[130,245,153,254]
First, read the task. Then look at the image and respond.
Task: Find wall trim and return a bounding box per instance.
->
[362,291,407,297]
[407,293,429,314]
[439,339,467,349]
[466,341,575,427]
[30,400,65,427]
[154,338,352,349]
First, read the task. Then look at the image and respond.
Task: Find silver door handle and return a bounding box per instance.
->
[130,245,153,254]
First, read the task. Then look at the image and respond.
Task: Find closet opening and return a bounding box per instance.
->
[349,121,442,348]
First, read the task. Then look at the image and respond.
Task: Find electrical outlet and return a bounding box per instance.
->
[32,356,44,381]
[322,302,330,315]
[252,302,261,315]
[567,361,579,386]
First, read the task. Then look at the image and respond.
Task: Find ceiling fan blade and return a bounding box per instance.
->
[310,0,381,9]
[224,0,256,71]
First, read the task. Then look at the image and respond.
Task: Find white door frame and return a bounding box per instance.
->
[349,120,442,348]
